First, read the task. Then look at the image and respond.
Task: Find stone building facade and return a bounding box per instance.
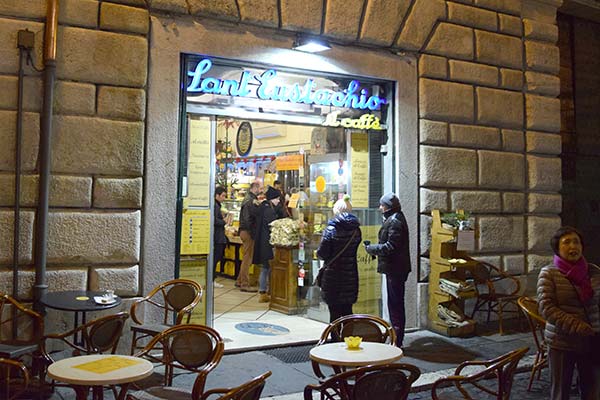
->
[1,0,593,334]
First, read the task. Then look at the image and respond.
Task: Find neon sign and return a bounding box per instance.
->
[322,111,383,130]
[187,59,387,111]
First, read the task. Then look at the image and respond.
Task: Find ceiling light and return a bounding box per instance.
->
[292,36,331,53]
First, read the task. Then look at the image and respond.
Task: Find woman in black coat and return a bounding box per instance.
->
[317,197,362,322]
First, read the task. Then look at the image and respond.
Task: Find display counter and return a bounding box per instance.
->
[270,246,302,315]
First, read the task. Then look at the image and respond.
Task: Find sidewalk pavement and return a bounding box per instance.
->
[50,323,551,399]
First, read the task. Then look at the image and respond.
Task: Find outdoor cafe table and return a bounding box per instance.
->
[309,342,403,368]
[47,354,153,400]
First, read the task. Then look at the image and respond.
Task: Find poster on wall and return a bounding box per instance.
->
[356,225,381,315]
[179,257,206,324]
[187,119,211,207]
[180,209,211,255]
[350,132,369,208]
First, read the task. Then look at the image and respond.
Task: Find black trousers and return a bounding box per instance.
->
[386,275,406,347]
[213,243,225,281]
[548,347,600,400]
[327,303,353,324]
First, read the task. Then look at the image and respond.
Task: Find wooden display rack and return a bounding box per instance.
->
[428,210,477,337]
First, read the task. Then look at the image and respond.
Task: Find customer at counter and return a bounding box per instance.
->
[213,186,228,289]
[253,186,283,303]
[236,182,260,293]
[317,196,362,323]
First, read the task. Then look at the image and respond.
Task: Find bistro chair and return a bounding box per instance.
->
[431,347,528,400]
[517,296,547,391]
[304,363,420,400]
[312,314,396,380]
[0,358,30,400]
[130,278,203,354]
[0,293,44,373]
[128,324,224,399]
[40,312,130,400]
[470,261,522,335]
[199,371,272,400]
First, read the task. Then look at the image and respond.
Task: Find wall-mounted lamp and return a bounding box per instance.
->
[292,36,331,53]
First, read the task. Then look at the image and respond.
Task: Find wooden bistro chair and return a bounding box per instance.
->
[41,312,130,400]
[130,279,203,355]
[199,371,272,400]
[304,363,420,400]
[517,296,547,391]
[0,293,44,374]
[127,324,224,400]
[312,314,396,380]
[431,347,529,400]
[470,261,522,335]
[0,358,30,400]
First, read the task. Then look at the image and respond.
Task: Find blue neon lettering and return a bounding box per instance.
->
[187,59,386,111]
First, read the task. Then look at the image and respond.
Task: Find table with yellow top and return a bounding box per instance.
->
[47,354,153,400]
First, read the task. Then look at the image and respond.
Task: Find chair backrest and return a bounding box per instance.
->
[0,293,44,346]
[0,358,30,400]
[517,296,546,351]
[304,363,420,400]
[41,312,130,362]
[136,324,224,397]
[201,371,272,400]
[471,261,520,296]
[130,279,202,326]
[493,347,529,399]
[318,314,396,345]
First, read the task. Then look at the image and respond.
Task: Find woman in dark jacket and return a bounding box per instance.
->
[252,186,282,303]
[317,196,362,322]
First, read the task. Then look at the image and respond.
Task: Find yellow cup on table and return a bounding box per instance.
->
[344,336,362,350]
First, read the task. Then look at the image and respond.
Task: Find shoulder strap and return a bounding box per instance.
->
[326,229,358,266]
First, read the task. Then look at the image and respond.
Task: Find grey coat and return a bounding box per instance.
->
[537,263,600,353]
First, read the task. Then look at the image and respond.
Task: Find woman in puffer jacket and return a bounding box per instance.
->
[317,196,362,323]
[537,226,600,400]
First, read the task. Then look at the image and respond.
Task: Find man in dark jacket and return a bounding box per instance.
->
[252,186,282,303]
[213,186,228,289]
[365,193,411,347]
[236,182,260,292]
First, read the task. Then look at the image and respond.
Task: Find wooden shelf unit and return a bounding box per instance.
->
[428,210,476,337]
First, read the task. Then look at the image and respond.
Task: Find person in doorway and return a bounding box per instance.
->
[236,182,261,293]
[317,196,362,323]
[364,193,411,348]
[253,186,282,303]
[213,186,229,289]
[273,180,290,218]
[537,226,600,400]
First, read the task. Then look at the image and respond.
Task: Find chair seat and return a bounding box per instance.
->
[131,323,171,336]
[129,386,192,400]
[0,343,38,359]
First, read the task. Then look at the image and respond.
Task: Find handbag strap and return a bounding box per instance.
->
[326,229,358,266]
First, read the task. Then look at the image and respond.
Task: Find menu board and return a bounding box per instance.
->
[187,119,211,207]
[276,154,303,170]
[179,257,206,324]
[350,132,369,208]
[180,209,211,255]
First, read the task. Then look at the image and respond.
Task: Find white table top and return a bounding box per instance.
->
[309,341,403,367]
[47,354,154,386]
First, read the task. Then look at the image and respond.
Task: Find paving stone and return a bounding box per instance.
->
[502,129,525,152]
[450,123,501,149]
[60,0,98,28]
[238,0,278,28]
[419,54,447,79]
[525,71,560,96]
[478,215,524,252]
[476,87,523,129]
[100,2,149,34]
[55,81,96,116]
[280,0,322,33]
[523,19,558,43]
[499,14,523,36]
[528,193,561,213]
[420,146,477,187]
[527,155,561,191]
[397,0,446,50]
[97,86,146,121]
[90,265,139,296]
[420,188,448,213]
[0,0,45,19]
[149,0,188,13]
[503,192,525,213]
[528,215,561,251]
[360,0,410,45]
[0,210,34,265]
[94,177,143,208]
[526,94,560,132]
[450,190,501,213]
[473,0,521,15]
[525,41,559,74]
[500,68,523,90]
[0,111,40,172]
[526,131,561,155]
[476,30,522,69]
[420,119,448,145]
[0,76,42,112]
[449,60,498,86]
[188,0,239,21]
[448,2,497,31]
[0,19,44,74]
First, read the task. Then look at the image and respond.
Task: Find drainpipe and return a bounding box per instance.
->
[33,0,59,312]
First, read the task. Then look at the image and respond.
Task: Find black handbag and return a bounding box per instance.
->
[314,230,358,287]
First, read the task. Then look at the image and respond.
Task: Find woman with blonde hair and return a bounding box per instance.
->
[317,195,362,322]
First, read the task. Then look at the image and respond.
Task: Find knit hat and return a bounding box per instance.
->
[379,193,400,210]
[333,195,352,215]
[265,186,280,201]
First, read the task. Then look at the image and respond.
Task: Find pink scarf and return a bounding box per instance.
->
[554,255,593,304]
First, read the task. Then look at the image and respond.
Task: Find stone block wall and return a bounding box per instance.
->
[0,1,147,307]
[0,0,567,330]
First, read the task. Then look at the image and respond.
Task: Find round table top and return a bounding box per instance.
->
[40,290,122,312]
[309,342,403,367]
[47,354,154,386]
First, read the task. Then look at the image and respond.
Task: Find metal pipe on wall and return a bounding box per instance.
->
[34,0,59,311]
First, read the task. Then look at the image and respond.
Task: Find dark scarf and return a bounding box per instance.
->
[554,255,593,303]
